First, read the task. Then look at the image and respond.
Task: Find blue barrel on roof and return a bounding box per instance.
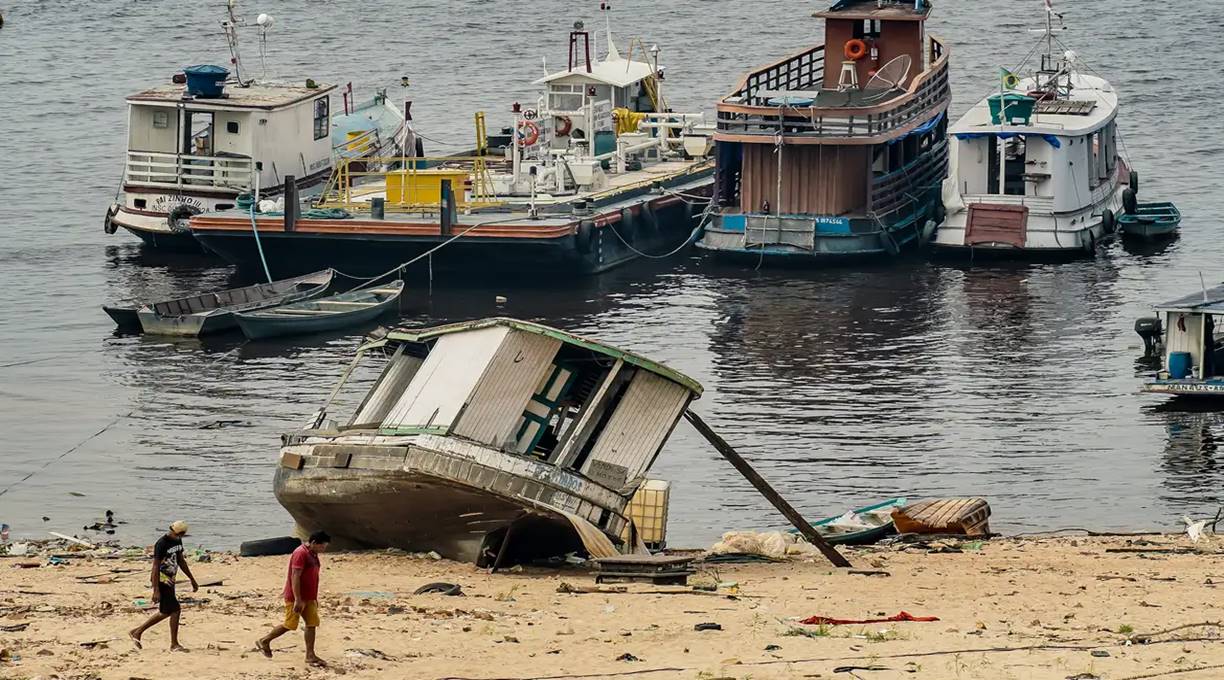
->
[1168,351,1192,380]
[183,65,229,98]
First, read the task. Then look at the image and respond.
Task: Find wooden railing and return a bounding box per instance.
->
[716,36,949,143]
[126,151,254,191]
[868,138,948,219]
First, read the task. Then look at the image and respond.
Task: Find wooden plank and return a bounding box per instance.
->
[683,409,851,568]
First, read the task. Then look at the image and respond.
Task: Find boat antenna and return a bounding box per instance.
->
[223,0,248,86]
[256,12,274,79]
[1201,271,1210,304]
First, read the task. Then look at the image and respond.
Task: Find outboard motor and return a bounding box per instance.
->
[1135,317,1163,358]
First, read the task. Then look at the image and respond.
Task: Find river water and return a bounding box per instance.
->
[1,0,1221,549]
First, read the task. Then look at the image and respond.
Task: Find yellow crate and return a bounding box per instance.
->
[384,169,469,207]
[621,479,670,549]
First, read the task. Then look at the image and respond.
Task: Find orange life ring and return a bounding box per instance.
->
[555,116,573,137]
[844,39,868,61]
[517,120,540,147]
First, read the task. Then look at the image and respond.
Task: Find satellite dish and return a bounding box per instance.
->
[863,54,912,92]
[256,13,273,28]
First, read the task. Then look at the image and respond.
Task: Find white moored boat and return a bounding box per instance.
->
[932,6,1138,257]
[104,1,408,250]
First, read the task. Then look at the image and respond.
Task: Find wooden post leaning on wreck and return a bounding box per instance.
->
[683,409,851,568]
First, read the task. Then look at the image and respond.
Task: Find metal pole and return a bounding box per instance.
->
[683,409,851,568]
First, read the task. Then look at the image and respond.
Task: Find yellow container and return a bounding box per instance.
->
[621,479,670,549]
[385,169,469,207]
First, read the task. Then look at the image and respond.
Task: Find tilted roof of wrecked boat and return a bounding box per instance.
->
[363,317,703,395]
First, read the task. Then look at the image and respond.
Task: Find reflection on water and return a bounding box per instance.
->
[1,0,1224,547]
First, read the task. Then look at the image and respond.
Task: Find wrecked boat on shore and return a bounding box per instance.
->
[274,318,701,565]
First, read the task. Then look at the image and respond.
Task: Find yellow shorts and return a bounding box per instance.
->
[283,600,320,630]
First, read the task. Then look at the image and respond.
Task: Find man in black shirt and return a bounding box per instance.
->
[128,521,199,651]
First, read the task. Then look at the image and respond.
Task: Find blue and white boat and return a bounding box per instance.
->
[697,0,950,263]
[1142,285,1224,398]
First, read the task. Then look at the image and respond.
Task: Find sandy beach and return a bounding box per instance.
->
[3,534,1223,680]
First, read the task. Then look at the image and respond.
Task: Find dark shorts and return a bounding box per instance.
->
[158,583,180,615]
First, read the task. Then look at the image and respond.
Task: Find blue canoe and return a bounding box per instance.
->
[233,280,404,340]
[793,497,908,546]
[1119,202,1181,239]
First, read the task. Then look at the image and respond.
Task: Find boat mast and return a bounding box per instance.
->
[223,0,247,85]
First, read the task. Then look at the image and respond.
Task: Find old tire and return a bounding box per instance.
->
[1122,187,1138,215]
[103,203,120,235]
[575,220,594,254]
[167,204,202,234]
[1102,208,1117,233]
[239,536,301,557]
[1083,232,1097,255]
[1129,169,1139,195]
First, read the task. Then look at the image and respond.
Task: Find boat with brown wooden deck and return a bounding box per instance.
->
[189,14,714,278]
[891,497,991,536]
[697,0,950,263]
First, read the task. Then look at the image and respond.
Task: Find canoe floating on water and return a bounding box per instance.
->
[234,280,405,340]
[1118,202,1181,240]
[892,497,992,537]
[810,497,908,545]
[117,270,335,337]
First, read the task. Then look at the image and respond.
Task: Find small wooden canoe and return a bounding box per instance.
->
[812,497,908,545]
[134,270,335,337]
[233,280,404,340]
[891,498,991,537]
[1119,202,1181,239]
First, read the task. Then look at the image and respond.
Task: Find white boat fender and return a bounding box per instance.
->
[1122,187,1138,215]
[167,204,202,234]
[1101,208,1117,234]
[920,219,938,245]
[103,203,120,235]
[575,220,595,253]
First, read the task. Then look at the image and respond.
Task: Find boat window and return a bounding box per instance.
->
[549,84,585,113]
[153,110,170,129]
[183,111,214,157]
[226,121,239,134]
[1002,137,1026,196]
[854,20,882,39]
[313,96,329,140]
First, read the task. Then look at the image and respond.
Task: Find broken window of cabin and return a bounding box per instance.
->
[1002,137,1026,196]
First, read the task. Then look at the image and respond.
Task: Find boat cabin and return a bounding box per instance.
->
[124,78,339,204]
[277,318,703,561]
[1143,286,1224,397]
[702,0,950,259]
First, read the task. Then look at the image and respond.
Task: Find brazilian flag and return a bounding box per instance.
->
[999,68,1021,90]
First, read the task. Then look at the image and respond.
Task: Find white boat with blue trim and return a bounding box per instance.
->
[1141,285,1224,398]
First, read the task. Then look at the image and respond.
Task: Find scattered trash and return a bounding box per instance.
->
[764,644,782,651]
[694,622,722,631]
[1090,650,1111,658]
[0,624,29,632]
[801,612,939,626]
[615,653,641,662]
[1,523,9,542]
[0,648,12,663]
[239,536,300,557]
[199,419,247,430]
[47,532,94,549]
[848,569,891,577]
[47,556,69,566]
[427,551,443,560]
[833,666,890,674]
[68,491,86,497]
[709,531,822,560]
[1184,516,1211,543]
[495,295,508,304]
[1066,674,1101,680]
[892,498,992,537]
[413,582,464,596]
[346,648,394,660]
[349,591,395,600]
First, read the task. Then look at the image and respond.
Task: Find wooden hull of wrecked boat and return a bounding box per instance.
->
[273,465,588,565]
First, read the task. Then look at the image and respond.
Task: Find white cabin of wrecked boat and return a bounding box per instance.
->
[275,318,702,564]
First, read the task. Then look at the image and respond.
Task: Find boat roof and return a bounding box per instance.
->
[1156,285,1224,314]
[367,317,703,395]
[127,80,338,110]
[950,73,1117,137]
[534,40,655,89]
[815,0,931,20]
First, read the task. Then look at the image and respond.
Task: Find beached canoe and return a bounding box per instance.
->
[810,497,907,545]
[233,280,404,340]
[1119,202,1181,239]
[892,497,992,537]
[134,270,335,337]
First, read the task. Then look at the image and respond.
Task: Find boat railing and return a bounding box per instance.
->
[868,137,949,220]
[314,155,507,213]
[716,36,949,143]
[125,151,255,192]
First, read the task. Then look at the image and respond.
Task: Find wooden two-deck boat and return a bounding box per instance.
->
[274,318,702,565]
[698,0,950,263]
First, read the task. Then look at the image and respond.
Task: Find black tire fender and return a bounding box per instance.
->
[1128,169,1139,195]
[167,203,203,234]
[618,207,636,243]
[103,203,119,235]
[1102,208,1117,233]
[1122,187,1138,215]
[239,536,301,557]
[575,219,594,254]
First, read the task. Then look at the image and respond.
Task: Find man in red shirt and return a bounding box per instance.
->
[255,531,330,667]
